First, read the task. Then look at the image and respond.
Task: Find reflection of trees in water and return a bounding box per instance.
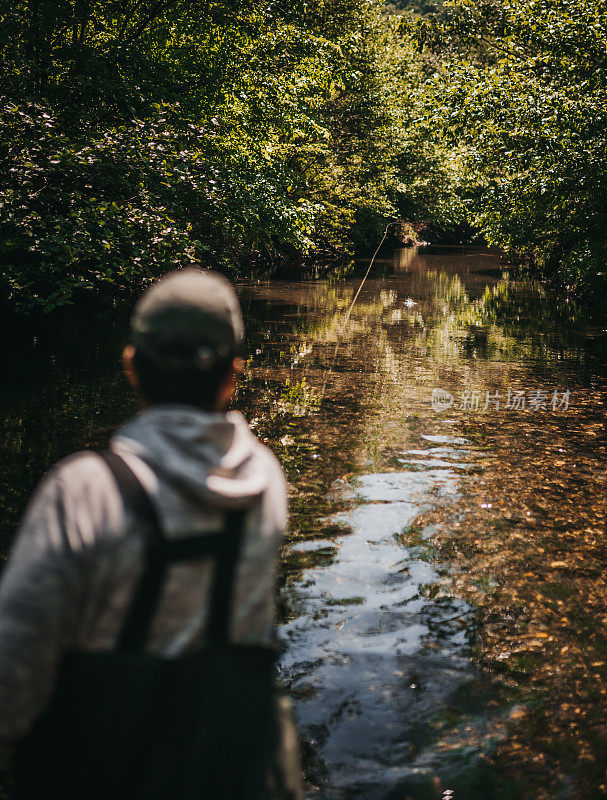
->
[240,267,598,515]
[411,271,592,370]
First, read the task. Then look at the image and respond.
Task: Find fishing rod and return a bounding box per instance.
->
[320,220,401,399]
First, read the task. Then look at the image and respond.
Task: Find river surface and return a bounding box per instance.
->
[1,247,606,799]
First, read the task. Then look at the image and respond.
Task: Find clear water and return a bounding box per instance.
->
[1,247,605,799]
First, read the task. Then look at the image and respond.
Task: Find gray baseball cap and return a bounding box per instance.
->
[130,268,245,370]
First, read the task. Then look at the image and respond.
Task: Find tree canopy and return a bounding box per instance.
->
[0,0,605,311]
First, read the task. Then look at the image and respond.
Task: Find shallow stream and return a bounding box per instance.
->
[1,247,605,798]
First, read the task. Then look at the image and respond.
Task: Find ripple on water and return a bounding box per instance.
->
[280,452,486,798]
[420,434,471,446]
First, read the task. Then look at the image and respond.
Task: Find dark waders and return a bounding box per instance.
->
[15,452,300,800]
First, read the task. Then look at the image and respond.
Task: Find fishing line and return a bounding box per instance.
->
[319,221,399,400]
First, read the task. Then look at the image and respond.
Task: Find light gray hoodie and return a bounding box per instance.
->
[0,406,287,763]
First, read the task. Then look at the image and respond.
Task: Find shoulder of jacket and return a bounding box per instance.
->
[44,451,125,527]
[49,450,111,486]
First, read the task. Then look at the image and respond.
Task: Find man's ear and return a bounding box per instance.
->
[216,357,245,410]
[123,345,140,390]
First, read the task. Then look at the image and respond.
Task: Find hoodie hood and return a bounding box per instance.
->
[112,406,268,509]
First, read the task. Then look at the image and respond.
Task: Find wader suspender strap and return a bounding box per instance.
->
[98,451,245,653]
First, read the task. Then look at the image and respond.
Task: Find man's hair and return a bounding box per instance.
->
[133,348,233,410]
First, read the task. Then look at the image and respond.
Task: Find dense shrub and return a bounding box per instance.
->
[404,0,607,304]
[0,0,407,311]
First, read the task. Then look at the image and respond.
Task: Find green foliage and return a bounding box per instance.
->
[403,0,607,304]
[0,0,408,311]
[7,0,602,310]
